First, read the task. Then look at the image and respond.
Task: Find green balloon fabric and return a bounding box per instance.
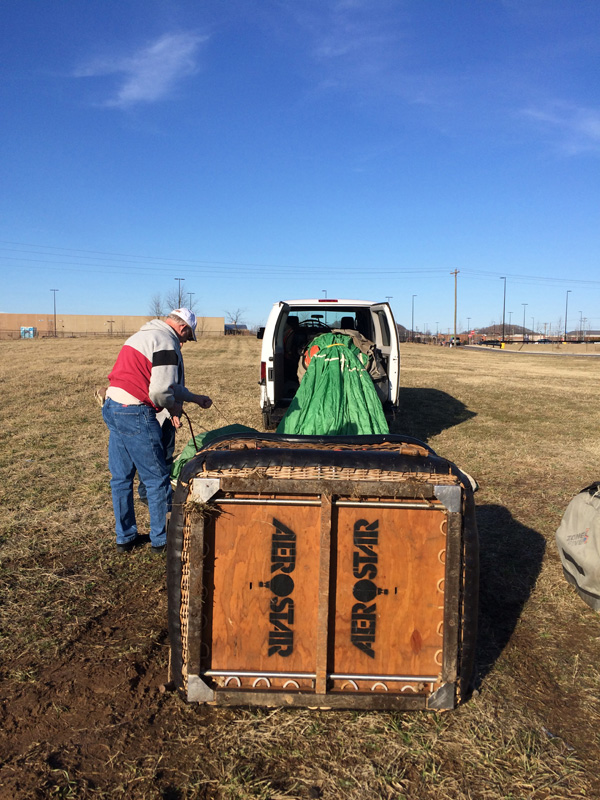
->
[277,333,389,436]
[170,424,258,482]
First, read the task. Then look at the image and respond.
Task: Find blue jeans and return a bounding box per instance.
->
[102,398,171,547]
[138,419,176,502]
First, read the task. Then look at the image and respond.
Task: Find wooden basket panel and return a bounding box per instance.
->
[332,506,447,678]
[209,503,321,673]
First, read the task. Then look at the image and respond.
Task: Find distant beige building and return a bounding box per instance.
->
[0,313,225,339]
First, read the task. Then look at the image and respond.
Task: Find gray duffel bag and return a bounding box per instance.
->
[556,482,600,611]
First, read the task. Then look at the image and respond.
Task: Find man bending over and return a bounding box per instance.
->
[102,308,212,554]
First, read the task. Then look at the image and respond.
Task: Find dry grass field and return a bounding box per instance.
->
[1,336,600,799]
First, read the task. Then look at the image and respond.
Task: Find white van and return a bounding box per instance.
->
[258,298,400,429]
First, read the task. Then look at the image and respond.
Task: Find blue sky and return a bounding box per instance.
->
[2,0,600,334]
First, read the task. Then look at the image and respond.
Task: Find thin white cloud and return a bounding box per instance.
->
[522,102,600,154]
[74,32,207,108]
[286,0,399,70]
[285,1,458,111]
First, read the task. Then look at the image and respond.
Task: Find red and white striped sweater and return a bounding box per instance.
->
[107,319,196,411]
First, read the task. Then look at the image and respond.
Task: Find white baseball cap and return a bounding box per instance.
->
[171,308,197,341]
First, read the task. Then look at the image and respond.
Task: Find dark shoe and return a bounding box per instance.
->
[151,544,166,555]
[116,534,149,553]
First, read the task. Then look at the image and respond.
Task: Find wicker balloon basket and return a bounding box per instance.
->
[166,433,479,711]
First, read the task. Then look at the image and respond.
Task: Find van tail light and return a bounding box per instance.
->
[260,361,266,384]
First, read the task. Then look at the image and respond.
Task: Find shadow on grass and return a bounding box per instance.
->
[474,504,546,688]
[390,387,476,442]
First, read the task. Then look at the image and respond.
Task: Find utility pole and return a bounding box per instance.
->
[106,319,115,336]
[500,277,506,342]
[50,289,59,337]
[564,290,571,342]
[175,277,185,307]
[522,303,528,342]
[411,295,417,342]
[508,311,513,339]
[188,292,195,309]
[450,270,459,345]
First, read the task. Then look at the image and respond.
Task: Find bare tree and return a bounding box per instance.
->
[185,293,198,313]
[150,288,201,322]
[164,288,182,311]
[225,308,247,334]
[149,293,166,318]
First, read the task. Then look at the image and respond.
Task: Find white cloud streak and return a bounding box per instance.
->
[288,1,400,72]
[522,103,600,154]
[74,32,207,108]
[284,1,458,110]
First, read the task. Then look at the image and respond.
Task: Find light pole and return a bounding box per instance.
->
[500,276,506,342]
[386,296,392,304]
[451,269,459,346]
[531,316,535,340]
[508,311,513,338]
[579,311,583,341]
[50,289,59,337]
[322,289,327,298]
[564,290,571,342]
[175,277,185,307]
[522,303,528,342]
[188,292,195,309]
[411,295,417,342]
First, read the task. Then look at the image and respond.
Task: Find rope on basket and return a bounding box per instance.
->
[181,402,231,454]
[208,400,230,425]
[181,410,201,453]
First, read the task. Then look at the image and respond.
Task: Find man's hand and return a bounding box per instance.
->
[170,402,184,429]
[195,395,212,409]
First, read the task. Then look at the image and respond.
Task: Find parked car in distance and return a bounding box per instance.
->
[479,339,502,347]
[535,339,553,344]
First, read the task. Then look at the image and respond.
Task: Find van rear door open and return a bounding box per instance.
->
[259,302,289,428]
[271,301,289,409]
[370,303,400,405]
